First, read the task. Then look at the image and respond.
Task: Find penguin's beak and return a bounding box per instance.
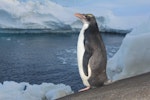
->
[74,13,86,20]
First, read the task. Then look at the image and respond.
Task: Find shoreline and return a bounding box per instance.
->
[0,28,129,35]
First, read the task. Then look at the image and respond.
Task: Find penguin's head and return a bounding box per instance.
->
[75,13,96,25]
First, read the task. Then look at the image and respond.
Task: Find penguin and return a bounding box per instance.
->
[75,13,108,91]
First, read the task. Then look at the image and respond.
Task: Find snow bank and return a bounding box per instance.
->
[0,81,73,100]
[107,18,150,81]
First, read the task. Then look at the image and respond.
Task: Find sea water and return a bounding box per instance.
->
[0,33,124,91]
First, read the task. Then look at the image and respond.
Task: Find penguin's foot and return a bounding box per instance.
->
[79,86,91,92]
[104,80,113,85]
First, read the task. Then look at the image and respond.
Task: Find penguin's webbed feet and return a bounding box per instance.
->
[79,86,91,92]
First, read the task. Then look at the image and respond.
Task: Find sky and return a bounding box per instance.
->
[50,0,150,16]
[48,0,150,29]
[20,0,150,17]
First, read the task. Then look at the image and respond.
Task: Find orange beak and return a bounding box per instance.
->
[74,13,86,20]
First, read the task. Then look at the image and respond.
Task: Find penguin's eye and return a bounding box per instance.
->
[85,14,93,21]
[85,15,88,18]
[86,16,91,21]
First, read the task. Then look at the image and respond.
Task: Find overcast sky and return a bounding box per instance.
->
[50,0,150,16]
[20,0,150,17]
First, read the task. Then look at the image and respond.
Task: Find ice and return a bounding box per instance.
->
[45,84,73,100]
[0,0,73,29]
[71,15,133,34]
[57,48,77,65]
[71,10,149,31]
[0,81,73,100]
[0,0,148,31]
[107,19,150,81]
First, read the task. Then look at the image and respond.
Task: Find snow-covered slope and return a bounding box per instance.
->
[107,18,150,81]
[0,0,72,30]
[0,81,73,100]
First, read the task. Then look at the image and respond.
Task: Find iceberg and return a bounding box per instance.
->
[0,0,147,33]
[71,16,132,35]
[0,0,73,30]
[0,81,73,100]
[107,18,150,81]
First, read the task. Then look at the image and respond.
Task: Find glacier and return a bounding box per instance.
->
[107,18,150,81]
[71,17,132,35]
[0,0,148,33]
[0,0,73,30]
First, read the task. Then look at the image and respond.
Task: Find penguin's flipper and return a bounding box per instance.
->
[83,38,92,76]
[83,51,91,76]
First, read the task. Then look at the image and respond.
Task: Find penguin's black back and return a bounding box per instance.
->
[82,20,107,87]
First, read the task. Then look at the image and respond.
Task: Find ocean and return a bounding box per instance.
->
[0,32,124,91]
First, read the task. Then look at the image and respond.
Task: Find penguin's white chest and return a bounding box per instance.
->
[77,24,91,86]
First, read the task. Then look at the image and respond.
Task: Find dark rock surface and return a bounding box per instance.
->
[59,72,150,100]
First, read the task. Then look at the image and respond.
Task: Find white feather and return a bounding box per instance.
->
[77,23,91,86]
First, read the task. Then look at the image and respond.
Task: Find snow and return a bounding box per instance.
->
[0,0,149,30]
[100,13,145,30]
[71,20,82,30]
[71,17,132,34]
[0,0,73,29]
[0,81,73,100]
[107,18,150,81]
[72,12,147,33]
